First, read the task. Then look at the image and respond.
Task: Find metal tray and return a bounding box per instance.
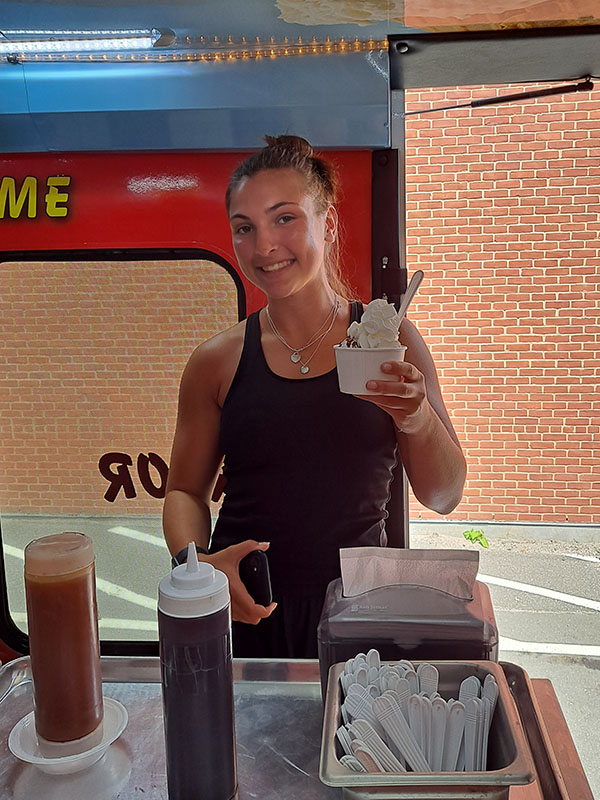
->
[0,656,591,800]
[320,661,536,800]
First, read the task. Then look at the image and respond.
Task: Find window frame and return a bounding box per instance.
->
[0,247,245,657]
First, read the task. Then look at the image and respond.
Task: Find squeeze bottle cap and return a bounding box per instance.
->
[158,542,230,618]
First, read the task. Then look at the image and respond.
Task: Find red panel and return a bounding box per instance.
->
[0,151,373,312]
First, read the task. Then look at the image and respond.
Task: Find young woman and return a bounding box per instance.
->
[163,136,466,657]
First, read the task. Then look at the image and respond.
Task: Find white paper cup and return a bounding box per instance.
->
[333,344,407,394]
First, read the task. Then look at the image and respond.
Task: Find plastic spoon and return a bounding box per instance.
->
[352,740,386,773]
[347,683,368,697]
[396,269,424,323]
[483,675,499,716]
[367,649,381,670]
[464,696,483,771]
[474,697,485,771]
[385,670,401,694]
[459,675,481,704]
[345,687,387,738]
[392,677,411,721]
[405,668,419,695]
[354,653,368,667]
[354,666,369,687]
[350,719,406,773]
[417,663,439,697]
[340,672,353,696]
[456,738,465,771]
[481,677,498,770]
[480,697,491,770]
[430,697,447,771]
[407,695,422,750]
[379,670,392,694]
[421,695,433,766]
[336,725,354,756]
[373,695,431,772]
[340,754,367,773]
[341,703,350,725]
[373,691,406,766]
[441,701,465,772]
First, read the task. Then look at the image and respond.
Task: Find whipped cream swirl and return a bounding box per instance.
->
[345,298,402,349]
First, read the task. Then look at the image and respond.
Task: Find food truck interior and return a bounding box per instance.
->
[0,2,598,798]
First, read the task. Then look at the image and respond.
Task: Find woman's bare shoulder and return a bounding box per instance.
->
[183,319,248,403]
[190,319,246,363]
[399,318,434,367]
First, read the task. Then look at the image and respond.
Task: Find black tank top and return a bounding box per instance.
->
[211,302,398,595]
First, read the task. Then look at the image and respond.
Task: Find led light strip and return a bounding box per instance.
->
[2,34,388,64]
[0,36,158,53]
[0,27,175,58]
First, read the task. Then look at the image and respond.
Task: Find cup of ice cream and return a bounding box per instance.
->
[333,299,407,394]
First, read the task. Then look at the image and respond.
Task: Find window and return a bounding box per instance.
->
[0,256,240,646]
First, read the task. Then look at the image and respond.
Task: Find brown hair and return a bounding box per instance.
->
[226,135,354,298]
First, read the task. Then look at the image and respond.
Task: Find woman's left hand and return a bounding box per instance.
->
[354,360,430,434]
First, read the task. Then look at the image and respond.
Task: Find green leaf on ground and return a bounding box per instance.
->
[462,528,489,548]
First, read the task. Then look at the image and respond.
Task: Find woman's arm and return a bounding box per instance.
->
[163,335,277,624]
[162,343,224,556]
[356,318,466,515]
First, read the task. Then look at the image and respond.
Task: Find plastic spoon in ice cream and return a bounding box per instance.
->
[396,270,424,323]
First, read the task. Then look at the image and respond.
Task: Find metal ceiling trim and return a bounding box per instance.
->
[389,25,600,89]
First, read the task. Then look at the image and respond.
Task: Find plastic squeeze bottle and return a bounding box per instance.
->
[158,543,238,800]
[24,532,103,756]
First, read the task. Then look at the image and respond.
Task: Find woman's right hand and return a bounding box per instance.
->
[206,540,277,624]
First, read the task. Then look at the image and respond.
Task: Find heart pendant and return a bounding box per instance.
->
[290,352,301,363]
[300,365,309,374]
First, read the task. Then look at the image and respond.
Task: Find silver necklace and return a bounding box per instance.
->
[266,302,337,363]
[266,301,340,374]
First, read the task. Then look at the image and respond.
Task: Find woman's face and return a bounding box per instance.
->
[228,168,336,300]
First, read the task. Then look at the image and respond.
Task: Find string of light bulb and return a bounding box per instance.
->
[0,31,388,64]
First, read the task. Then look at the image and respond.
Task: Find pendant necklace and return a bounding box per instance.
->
[266,300,340,374]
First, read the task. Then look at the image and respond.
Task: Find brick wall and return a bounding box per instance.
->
[0,260,237,515]
[1,87,598,525]
[404,83,600,524]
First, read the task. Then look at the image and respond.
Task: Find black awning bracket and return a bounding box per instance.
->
[388,25,600,91]
[402,77,594,117]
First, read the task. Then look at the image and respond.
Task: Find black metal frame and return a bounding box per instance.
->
[371,149,407,308]
[371,149,409,549]
[0,248,246,322]
[388,25,600,90]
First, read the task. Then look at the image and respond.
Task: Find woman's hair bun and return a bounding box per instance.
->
[226,133,336,213]
[264,134,314,158]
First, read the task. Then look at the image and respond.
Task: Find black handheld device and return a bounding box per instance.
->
[238,550,273,606]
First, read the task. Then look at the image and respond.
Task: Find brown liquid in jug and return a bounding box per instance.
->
[25,563,103,742]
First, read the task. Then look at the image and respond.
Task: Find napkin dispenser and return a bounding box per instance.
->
[317,549,498,698]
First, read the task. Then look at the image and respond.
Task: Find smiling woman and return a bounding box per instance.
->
[162,134,466,658]
[226,134,351,299]
[228,167,337,304]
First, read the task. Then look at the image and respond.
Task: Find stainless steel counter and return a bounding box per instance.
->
[0,657,593,800]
